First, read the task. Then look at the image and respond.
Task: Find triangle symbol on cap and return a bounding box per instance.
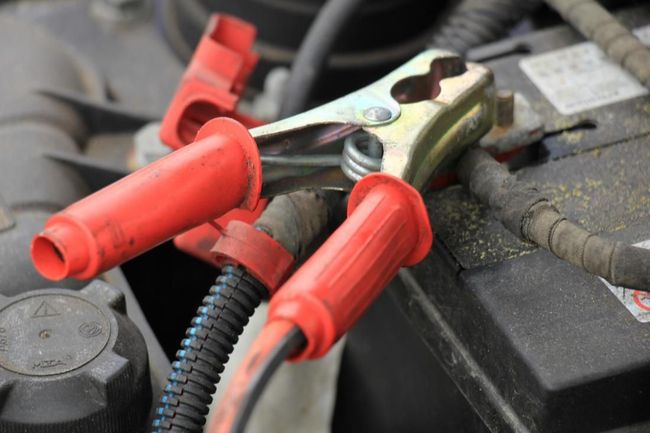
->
[32,300,61,318]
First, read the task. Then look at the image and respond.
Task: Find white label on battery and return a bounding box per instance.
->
[519,24,650,115]
[600,240,650,323]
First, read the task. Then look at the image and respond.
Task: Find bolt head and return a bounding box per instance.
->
[363,106,392,122]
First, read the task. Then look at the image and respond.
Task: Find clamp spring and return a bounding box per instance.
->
[340,132,383,182]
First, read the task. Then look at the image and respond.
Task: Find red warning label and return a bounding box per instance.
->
[601,240,650,323]
[633,290,650,312]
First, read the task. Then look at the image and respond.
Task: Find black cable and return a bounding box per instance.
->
[279,0,365,118]
[151,265,267,433]
[428,0,542,56]
[458,148,650,292]
[229,326,306,433]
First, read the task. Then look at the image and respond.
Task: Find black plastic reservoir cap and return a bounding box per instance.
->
[0,281,151,432]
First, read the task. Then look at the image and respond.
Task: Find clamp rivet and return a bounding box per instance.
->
[363,106,392,122]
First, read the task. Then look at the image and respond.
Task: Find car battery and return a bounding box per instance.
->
[334,5,650,433]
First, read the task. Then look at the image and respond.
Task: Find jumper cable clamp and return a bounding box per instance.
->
[29,50,494,433]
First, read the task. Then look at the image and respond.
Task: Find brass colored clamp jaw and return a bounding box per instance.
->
[253,49,495,196]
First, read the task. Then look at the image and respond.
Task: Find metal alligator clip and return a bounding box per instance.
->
[255,49,494,197]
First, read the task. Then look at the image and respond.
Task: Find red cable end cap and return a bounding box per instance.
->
[195,117,262,211]
[348,173,433,266]
[211,220,295,295]
[31,215,98,281]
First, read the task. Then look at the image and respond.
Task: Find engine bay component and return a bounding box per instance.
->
[0,281,151,432]
[160,14,261,150]
[1,1,649,432]
[0,14,99,297]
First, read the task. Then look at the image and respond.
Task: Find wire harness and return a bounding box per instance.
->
[152,266,266,433]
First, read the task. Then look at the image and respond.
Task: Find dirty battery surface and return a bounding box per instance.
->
[334,6,650,433]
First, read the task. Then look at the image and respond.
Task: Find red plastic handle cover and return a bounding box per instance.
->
[31,118,262,281]
[267,173,433,360]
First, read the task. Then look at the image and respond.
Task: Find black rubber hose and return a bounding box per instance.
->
[279,0,365,118]
[458,148,650,291]
[152,265,266,433]
[428,0,542,56]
